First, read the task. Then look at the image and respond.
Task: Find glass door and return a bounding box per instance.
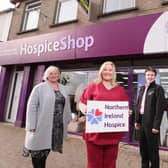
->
[5,71,23,123]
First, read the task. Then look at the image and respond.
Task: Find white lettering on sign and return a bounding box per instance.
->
[20,35,94,56]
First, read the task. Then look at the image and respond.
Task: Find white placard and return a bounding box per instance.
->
[86,100,129,133]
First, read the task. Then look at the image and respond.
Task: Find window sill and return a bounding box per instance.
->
[50,19,78,28]
[17,28,39,35]
[98,7,138,18]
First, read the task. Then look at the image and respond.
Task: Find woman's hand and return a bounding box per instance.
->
[79,102,87,115]
[128,109,133,115]
[78,116,86,123]
[29,129,36,132]
[152,128,159,134]
[134,122,140,130]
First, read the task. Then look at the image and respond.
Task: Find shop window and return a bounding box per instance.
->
[59,69,129,134]
[103,0,135,14]
[116,71,128,91]
[60,70,97,133]
[22,1,41,31]
[0,12,13,42]
[162,0,168,5]
[55,0,78,24]
[132,69,168,147]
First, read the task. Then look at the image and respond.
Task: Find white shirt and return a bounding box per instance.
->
[140,85,148,114]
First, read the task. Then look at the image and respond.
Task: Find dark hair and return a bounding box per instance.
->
[145,66,157,76]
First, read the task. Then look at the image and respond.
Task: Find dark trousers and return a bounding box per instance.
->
[139,126,160,168]
[31,156,47,168]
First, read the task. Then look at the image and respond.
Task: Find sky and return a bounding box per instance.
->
[0,0,15,11]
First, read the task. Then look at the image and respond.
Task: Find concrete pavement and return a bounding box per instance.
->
[0,122,168,168]
[0,122,86,168]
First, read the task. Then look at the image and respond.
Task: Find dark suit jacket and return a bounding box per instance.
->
[135,81,166,130]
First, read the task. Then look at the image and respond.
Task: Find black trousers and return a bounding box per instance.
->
[139,126,160,168]
[31,155,47,168]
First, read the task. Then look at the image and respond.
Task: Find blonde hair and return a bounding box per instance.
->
[95,61,117,86]
[43,66,60,81]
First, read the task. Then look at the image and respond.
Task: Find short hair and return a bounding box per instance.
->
[43,66,60,81]
[145,66,157,76]
[95,61,117,86]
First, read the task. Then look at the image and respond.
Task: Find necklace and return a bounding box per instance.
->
[102,82,113,90]
[104,85,113,90]
[49,82,59,91]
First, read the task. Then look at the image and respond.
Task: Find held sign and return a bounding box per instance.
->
[86,100,129,133]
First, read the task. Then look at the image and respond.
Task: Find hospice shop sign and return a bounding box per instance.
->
[20,35,94,57]
[86,101,129,133]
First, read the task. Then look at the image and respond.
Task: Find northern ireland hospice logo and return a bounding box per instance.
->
[87,108,103,124]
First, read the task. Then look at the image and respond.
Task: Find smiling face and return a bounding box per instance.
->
[101,63,114,82]
[145,70,156,85]
[47,69,60,83]
[97,61,116,85]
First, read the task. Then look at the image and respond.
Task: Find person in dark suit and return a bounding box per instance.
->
[134,66,166,168]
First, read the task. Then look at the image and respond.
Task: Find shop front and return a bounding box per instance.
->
[0,12,168,148]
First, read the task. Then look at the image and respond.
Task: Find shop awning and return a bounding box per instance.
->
[0,12,167,65]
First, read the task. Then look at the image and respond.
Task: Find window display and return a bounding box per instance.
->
[60,68,168,147]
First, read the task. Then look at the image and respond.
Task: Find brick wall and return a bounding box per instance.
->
[8,0,168,40]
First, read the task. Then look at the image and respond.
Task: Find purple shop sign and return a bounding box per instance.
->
[0,30,76,65]
[75,12,162,59]
[0,12,162,65]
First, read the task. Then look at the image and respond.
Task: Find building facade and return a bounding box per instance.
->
[0,8,14,124]
[0,0,168,149]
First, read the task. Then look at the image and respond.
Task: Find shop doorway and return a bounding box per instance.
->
[5,71,23,123]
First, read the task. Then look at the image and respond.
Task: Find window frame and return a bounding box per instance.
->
[103,0,136,14]
[22,0,41,32]
[55,0,78,24]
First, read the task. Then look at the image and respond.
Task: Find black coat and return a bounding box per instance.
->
[135,81,166,130]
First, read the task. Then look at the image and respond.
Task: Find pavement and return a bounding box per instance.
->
[0,122,86,168]
[0,122,168,168]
